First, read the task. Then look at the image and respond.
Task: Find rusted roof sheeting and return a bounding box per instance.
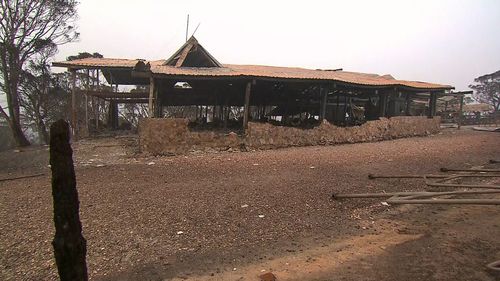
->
[151,63,453,89]
[52,58,140,68]
[53,58,453,90]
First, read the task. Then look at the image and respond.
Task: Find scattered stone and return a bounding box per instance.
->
[259,272,277,281]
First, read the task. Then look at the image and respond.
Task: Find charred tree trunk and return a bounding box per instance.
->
[50,120,88,281]
[37,119,49,144]
[1,56,31,147]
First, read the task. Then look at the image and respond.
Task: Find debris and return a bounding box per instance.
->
[309,166,315,169]
[253,163,259,166]
[440,167,500,173]
[258,215,265,218]
[241,204,249,208]
[259,272,277,281]
[147,162,155,165]
[0,173,45,182]
[387,197,500,205]
[486,260,500,271]
[335,164,500,205]
[472,127,500,132]
[368,173,448,179]
[176,231,184,235]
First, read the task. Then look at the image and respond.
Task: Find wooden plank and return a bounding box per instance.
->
[175,43,194,67]
[80,90,149,99]
[243,81,252,132]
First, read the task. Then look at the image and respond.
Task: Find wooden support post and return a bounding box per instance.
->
[344,95,348,124]
[319,86,327,121]
[70,69,78,139]
[85,70,90,134]
[405,92,411,116]
[458,94,464,129]
[223,98,229,129]
[108,101,118,129]
[243,81,252,133]
[50,120,88,281]
[155,83,163,118]
[336,93,340,124]
[378,90,387,118]
[148,77,155,118]
[95,70,100,130]
[428,92,437,118]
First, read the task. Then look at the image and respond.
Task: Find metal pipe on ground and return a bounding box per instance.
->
[440,167,500,173]
[396,189,500,200]
[332,189,500,200]
[425,181,500,190]
[368,174,448,179]
[368,174,499,180]
[386,198,500,205]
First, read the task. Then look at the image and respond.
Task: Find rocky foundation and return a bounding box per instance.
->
[138,116,441,155]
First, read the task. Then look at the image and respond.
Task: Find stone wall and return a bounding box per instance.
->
[138,116,441,155]
[246,116,441,149]
[138,118,241,155]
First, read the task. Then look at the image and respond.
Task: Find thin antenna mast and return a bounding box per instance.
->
[191,23,201,37]
[185,14,190,42]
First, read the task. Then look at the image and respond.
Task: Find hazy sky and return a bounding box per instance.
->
[49,0,500,92]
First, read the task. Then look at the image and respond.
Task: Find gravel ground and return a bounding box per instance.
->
[0,129,499,280]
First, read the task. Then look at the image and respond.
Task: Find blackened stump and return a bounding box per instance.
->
[50,120,88,281]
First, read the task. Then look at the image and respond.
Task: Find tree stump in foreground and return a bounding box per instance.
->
[50,120,88,281]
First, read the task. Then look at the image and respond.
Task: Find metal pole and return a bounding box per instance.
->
[387,198,500,205]
[441,168,500,173]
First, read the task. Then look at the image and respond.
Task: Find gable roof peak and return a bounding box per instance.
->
[163,36,222,68]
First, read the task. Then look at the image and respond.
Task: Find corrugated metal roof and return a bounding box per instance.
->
[52,58,140,68]
[53,58,453,90]
[151,63,453,89]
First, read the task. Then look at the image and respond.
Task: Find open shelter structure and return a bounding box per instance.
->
[53,37,466,154]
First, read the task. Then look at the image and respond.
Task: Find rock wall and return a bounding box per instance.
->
[138,116,441,155]
[246,116,441,149]
[138,118,241,155]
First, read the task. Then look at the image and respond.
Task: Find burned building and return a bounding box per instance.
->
[53,36,456,154]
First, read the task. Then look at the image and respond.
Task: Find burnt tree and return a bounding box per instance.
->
[50,120,88,281]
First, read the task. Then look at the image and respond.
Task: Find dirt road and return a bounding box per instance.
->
[0,129,499,280]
